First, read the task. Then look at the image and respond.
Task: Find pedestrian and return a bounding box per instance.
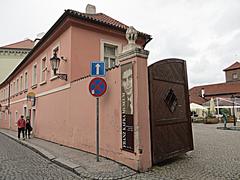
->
[25,117,32,139]
[17,115,26,140]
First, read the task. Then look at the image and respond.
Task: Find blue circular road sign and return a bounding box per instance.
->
[89,77,107,97]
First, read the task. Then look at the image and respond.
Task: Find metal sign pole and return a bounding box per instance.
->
[89,77,107,162]
[96,97,100,162]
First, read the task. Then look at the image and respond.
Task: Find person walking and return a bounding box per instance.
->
[25,117,32,139]
[17,115,26,140]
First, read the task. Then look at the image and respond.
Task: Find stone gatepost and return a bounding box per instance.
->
[118,26,152,171]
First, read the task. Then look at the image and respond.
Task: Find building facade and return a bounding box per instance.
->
[189,61,240,120]
[0,39,34,83]
[0,5,152,171]
[224,62,240,83]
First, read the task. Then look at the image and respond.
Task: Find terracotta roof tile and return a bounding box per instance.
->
[189,82,240,105]
[68,9,128,29]
[223,61,240,71]
[66,9,150,38]
[1,39,34,49]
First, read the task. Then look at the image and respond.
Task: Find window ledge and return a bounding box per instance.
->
[31,84,37,89]
[40,81,47,86]
[50,76,58,81]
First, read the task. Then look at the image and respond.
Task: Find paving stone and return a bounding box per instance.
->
[123,123,240,180]
[1,123,240,179]
[0,133,83,179]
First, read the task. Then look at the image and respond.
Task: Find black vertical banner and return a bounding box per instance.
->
[121,63,134,152]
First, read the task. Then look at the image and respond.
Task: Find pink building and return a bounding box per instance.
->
[0,5,152,171]
[0,5,194,171]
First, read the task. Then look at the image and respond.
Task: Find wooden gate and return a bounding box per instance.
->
[148,58,193,164]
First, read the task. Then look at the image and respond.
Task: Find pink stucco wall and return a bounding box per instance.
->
[34,66,147,170]
[0,28,72,130]
[71,26,128,80]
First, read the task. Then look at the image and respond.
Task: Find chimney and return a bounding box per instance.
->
[85,4,96,14]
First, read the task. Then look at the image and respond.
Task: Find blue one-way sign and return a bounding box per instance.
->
[90,61,106,77]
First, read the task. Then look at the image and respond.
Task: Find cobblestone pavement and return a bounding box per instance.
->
[1,123,240,180]
[124,123,240,180]
[0,133,83,180]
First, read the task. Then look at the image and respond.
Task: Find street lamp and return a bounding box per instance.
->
[50,52,67,81]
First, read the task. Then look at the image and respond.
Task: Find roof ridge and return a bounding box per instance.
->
[223,61,240,71]
[95,12,128,27]
[65,9,150,38]
[66,9,128,30]
[190,81,240,90]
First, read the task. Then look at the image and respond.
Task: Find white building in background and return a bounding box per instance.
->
[0,39,34,83]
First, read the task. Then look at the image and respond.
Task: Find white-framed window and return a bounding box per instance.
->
[40,56,47,83]
[100,40,122,69]
[5,87,7,99]
[3,88,5,99]
[16,79,19,94]
[23,105,27,118]
[24,71,28,90]
[10,83,13,96]
[232,73,238,79]
[104,44,117,69]
[15,111,18,123]
[13,81,16,95]
[20,75,23,92]
[6,86,8,99]
[32,64,37,86]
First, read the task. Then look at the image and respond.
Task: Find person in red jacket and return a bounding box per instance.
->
[17,115,26,140]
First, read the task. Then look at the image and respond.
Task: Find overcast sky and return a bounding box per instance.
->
[1,0,240,88]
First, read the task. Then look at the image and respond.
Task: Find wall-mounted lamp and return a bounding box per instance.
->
[50,52,68,81]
